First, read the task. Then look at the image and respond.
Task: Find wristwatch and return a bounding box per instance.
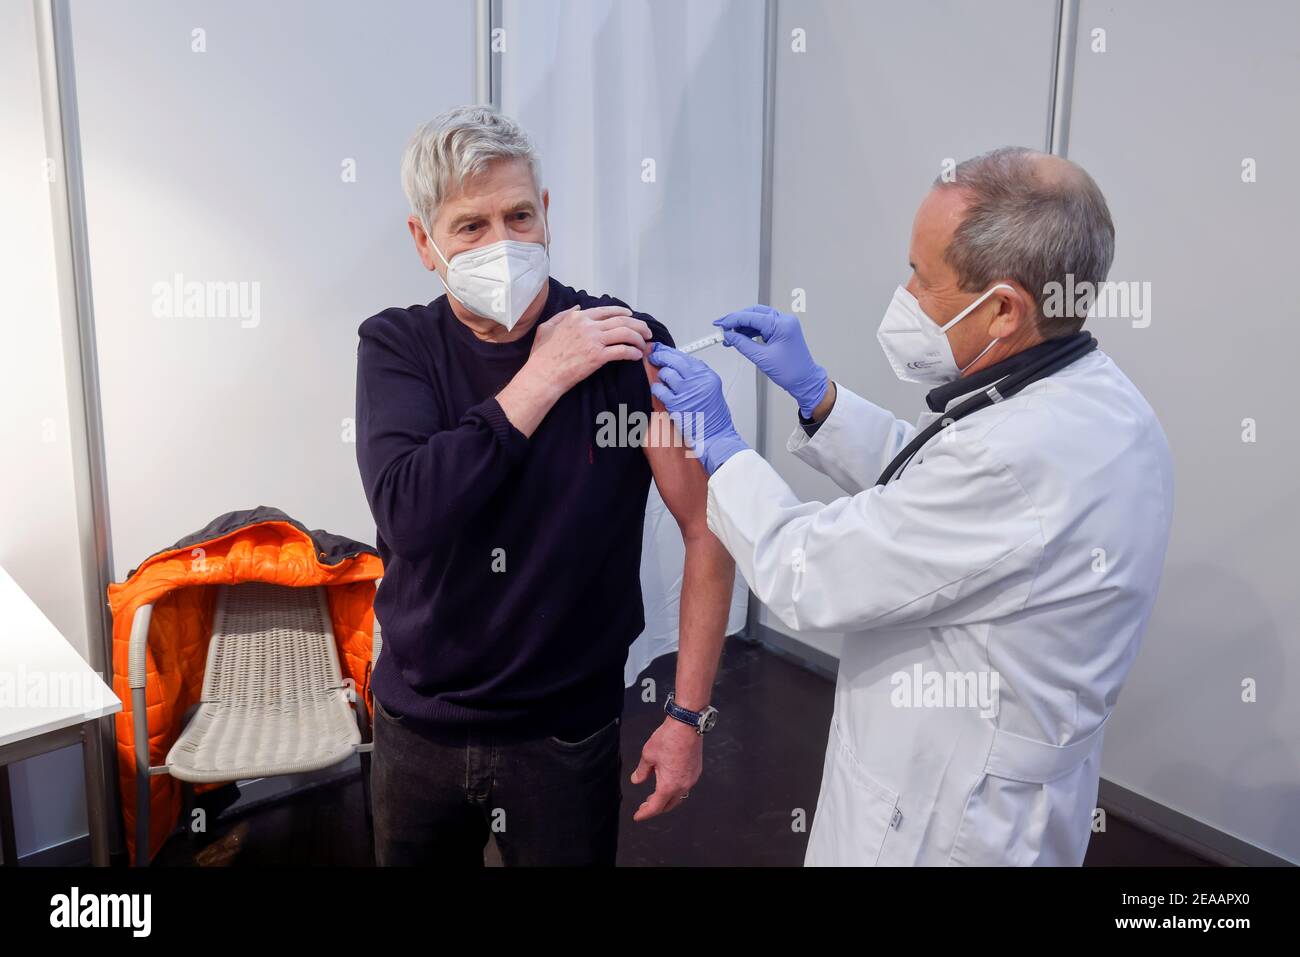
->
[664,692,719,735]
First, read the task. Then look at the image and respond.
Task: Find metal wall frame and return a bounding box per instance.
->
[740,0,779,642]
[475,0,503,109]
[1047,0,1079,156]
[33,0,122,860]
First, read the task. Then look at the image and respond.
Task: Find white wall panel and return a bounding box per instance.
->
[69,0,475,573]
[764,0,1059,655]
[1069,0,1300,863]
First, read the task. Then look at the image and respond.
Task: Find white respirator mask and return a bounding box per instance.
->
[876,283,1013,385]
[431,225,550,332]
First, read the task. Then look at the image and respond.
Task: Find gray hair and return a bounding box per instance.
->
[400,105,543,232]
[934,147,1115,338]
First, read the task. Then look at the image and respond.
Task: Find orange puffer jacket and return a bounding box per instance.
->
[106,507,383,864]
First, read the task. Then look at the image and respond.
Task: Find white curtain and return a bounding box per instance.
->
[500,0,766,682]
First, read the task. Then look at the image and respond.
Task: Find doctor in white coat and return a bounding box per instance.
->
[647,147,1174,866]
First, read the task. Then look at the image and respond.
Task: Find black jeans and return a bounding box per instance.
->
[370,694,623,866]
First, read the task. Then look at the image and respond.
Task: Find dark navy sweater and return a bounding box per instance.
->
[355,278,673,740]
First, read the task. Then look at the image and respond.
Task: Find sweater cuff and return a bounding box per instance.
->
[798,380,836,436]
[798,409,825,438]
[474,397,530,465]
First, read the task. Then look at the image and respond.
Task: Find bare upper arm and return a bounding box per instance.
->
[642,357,710,533]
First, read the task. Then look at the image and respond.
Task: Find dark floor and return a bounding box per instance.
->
[150,637,1211,867]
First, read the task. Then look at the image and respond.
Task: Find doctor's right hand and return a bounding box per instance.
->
[714,305,829,417]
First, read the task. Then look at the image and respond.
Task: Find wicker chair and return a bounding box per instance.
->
[128,581,380,865]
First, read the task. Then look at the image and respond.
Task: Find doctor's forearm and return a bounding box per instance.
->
[671,530,734,711]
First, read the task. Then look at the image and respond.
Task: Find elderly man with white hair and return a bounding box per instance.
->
[355,106,735,866]
[649,147,1175,865]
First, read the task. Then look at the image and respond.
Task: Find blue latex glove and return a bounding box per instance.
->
[647,343,749,475]
[715,305,829,417]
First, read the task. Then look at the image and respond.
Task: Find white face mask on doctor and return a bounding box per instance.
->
[431,226,550,332]
[876,282,1014,385]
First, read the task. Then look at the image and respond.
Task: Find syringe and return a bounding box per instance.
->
[678,330,726,355]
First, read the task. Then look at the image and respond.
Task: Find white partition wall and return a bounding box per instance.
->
[762,0,1061,660]
[68,0,476,574]
[499,0,763,679]
[1066,0,1300,863]
[1,0,102,864]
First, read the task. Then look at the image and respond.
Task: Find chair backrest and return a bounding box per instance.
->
[201,583,343,703]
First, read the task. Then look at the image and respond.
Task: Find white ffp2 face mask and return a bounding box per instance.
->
[431,234,550,331]
[876,283,1013,385]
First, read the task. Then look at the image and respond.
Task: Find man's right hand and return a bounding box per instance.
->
[528,305,653,393]
[497,305,653,438]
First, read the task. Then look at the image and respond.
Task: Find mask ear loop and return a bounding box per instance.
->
[944,283,1014,375]
[940,282,1014,332]
[426,215,456,274]
[958,335,1002,375]
[425,222,470,309]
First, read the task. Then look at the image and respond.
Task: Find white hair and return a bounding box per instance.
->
[400,105,543,232]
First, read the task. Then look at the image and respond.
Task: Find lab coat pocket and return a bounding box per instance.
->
[808,722,901,866]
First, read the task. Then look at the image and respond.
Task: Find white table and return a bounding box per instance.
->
[0,564,121,865]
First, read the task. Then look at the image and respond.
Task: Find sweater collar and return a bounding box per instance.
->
[924,332,1091,413]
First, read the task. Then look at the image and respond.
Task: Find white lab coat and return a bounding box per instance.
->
[706,349,1174,865]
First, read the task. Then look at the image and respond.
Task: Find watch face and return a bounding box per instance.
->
[700,709,718,733]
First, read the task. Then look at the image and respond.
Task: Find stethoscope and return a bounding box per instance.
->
[875,331,1098,487]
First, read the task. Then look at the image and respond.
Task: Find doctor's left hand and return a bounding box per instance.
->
[631,717,702,821]
[647,343,750,475]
